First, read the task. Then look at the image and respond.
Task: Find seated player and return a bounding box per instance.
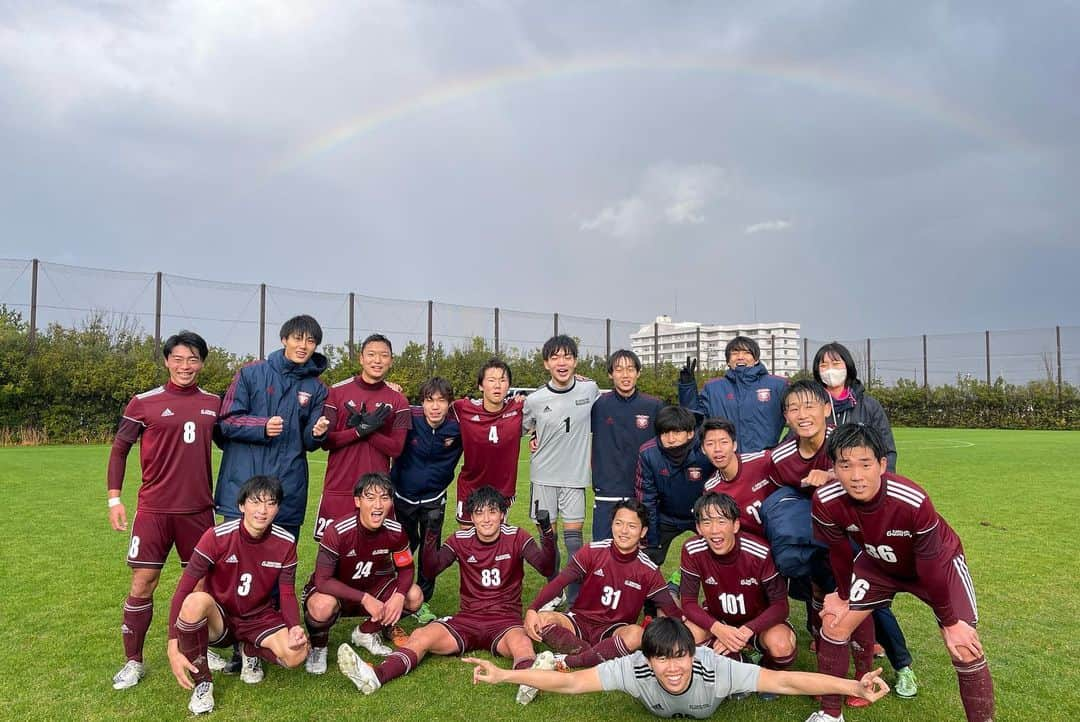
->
[808,423,994,722]
[335,486,556,694]
[166,476,309,715]
[465,616,889,719]
[700,418,777,538]
[302,473,424,674]
[679,492,795,696]
[519,499,680,704]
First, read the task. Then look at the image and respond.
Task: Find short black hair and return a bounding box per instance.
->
[353,471,394,498]
[465,485,509,516]
[476,358,512,388]
[162,330,208,362]
[279,315,323,345]
[542,334,578,360]
[693,491,739,523]
[654,405,697,435]
[700,417,736,443]
[781,379,830,409]
[237,475,283,507]
[607,349,642,374]
[813,342,858,386]
[725,335,760,363]
[640,617,696,660]
[360,333,393,354]
[611,498,649,528]
[827,423,888,463]
[419,376,454,401]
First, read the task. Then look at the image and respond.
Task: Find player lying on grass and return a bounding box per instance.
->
[166,475,309,715]
[465,616,889,719]
[808,423,994,722]
[518,499,680,704]
[302,472,424,674]
[336,486,555,694]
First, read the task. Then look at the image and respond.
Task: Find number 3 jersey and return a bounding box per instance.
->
[108,382,221,514]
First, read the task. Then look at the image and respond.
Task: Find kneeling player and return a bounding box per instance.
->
[336,486,555,694]
[303,472,424,673]
[520,499,680,703]
[466,616,889,719]
[809,424,994,722]
[679,492,796,691]
[166,476,309,715]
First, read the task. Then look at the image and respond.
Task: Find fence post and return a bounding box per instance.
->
[653,321,660,376]
[605,318,611,359]
[553,312,559,337]
[922,334,928,389]
[985,330,991,385]
[347,292,355,356]
[427,301,434,372]
[29,258,38,346]
[1057,325,1063,402]
[154,271,162,356]
[494,307,500,356]
[803,337,808,373]
[866,338,872,385]
[696,326,702,368]
[258,283,266,360]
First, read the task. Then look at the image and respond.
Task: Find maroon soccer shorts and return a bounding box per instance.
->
[848,551,980,626]
[434,612,524,656]
[126,509,214,569]
[209,601,288,648]
[565,611,626,646]
[302,577,399,618]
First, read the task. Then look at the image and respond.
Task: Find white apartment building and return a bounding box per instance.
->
[630,316,802,377]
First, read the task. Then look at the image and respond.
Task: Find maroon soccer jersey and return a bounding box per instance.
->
[703,451,777,537]
[680,533,787,633]
[559,541,669,627]
[439,524,544,618]
[310,514,412,597]
[108,382,221,514]
[321,377,410,497]
[451,396,525,500]
[812,474,964,601]
[764,429,833,493]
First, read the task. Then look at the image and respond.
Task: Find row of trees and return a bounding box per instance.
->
[1,308,1076,445]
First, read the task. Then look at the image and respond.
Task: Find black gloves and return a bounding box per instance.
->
[346,401,393,438]
[644,546,664,565]
[422,504,445,530]
[534,500,552,534]
[679,357,698,386]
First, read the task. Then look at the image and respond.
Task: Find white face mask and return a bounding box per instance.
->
[820,368,848,388]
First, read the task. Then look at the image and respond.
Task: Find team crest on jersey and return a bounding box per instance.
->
[635,415,649,429]
[444,437,455,447]
[756,388,771,403]
[297,391,311,407]
[688,467,703,481]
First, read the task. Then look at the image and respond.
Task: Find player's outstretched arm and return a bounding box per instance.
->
[756,667,889,703]
[463,657,603,695]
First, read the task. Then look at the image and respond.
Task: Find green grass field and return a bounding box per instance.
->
[3,428,1078,721]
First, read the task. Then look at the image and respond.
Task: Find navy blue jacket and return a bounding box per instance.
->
[215,349,329,528]
[635,437,713,547]
[590,390,663,498]
[678,362,788,452]
[390,407,463,503]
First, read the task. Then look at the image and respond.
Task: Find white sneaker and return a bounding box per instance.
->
[206,649,227,672]
[338,643,382,694]
[804,712,844,722]
[111,660,145,690]
[306,646,328,675]
[538,593,566,613]
[516,651,556,705]
[188,680,215,715]
[240,651,264,684]
[351,626,394,656]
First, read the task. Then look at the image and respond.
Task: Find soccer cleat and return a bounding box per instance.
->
[222,650,242,674]
[516,651,556,705]
[240,651,264,684]
[729,691,752,701]
[804,712,844,722]
[667,568,681,595]
[386,624,410,648]
[538,592,566,613]
[894,666,918,698]
[206,649,227,672]
[552,653,570,673]
[758,692,779,702]
[111,660,145,690]
[188,681,215,715]
[305,646,328,675]
[351,627,394,656]
[338,643,382,694]
[413,602,437,625]
[873,643,886,659]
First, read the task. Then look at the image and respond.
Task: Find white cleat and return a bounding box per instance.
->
[306,646,328,675]
[206,649,227,672]
[805,712,844,722]
[111,660,145,690]
[517,651,556,705]
[188,680,215,715]
[240,651,264,684]
[351,626,394,656]
[538,593,565,613]
[338,643,382,695]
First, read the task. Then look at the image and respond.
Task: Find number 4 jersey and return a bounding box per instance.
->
[451,396,526,501]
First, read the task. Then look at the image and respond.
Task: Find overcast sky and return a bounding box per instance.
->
[1,1,1078,343]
